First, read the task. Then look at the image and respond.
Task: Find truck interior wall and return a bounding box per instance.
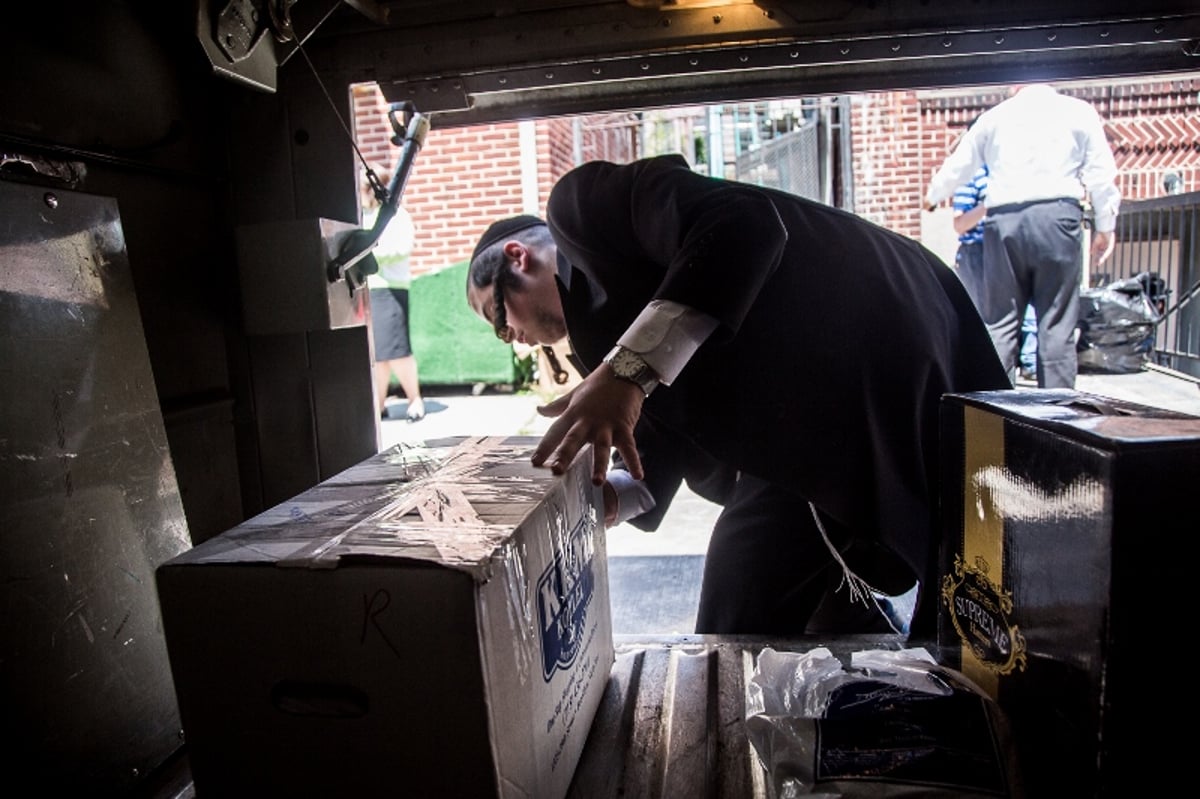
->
[224,60,377,515]
[2,5,250,545]
[4,3,1199,795]
[2,4,377,543]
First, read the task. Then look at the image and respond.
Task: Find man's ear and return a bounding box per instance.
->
[502,240,526,269]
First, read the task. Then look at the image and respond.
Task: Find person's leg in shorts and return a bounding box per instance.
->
[371,288,424,421]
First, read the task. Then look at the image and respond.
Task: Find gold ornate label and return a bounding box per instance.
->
[941,554,1027,676]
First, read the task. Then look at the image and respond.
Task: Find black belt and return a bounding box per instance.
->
[989,197,1082,215]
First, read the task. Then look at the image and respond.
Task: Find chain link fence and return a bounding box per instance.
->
[732,118,822,201]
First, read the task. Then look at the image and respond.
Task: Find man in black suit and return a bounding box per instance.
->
[466,154,1009,638]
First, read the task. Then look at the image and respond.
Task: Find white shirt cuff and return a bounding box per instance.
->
[616,300,718,385]
[605,469,657,525]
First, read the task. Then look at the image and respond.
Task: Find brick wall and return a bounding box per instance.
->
[540,116,572,192]
[850,91,929,234]
[863,77,1200,241]
[354,85,639,277]
[1103,79,1200,201]
[354,85,525,276]
[354,75,1200,272]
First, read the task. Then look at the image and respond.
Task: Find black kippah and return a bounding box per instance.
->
[471,215,545,263]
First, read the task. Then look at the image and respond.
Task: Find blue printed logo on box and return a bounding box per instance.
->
[536,516,595,682]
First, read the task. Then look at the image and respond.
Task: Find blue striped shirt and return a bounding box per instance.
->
[952,166,989,245]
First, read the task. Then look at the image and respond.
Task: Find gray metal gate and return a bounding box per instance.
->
[733,119,821,202]
[1103,191,1200,378]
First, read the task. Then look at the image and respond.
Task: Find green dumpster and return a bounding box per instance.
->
[408,261,520,386]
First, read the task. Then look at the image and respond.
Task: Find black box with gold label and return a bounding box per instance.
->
[938,389,1200,797]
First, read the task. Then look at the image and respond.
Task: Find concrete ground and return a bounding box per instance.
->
[379,367,1200,635]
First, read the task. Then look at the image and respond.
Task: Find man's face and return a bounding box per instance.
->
[467,241,568,347]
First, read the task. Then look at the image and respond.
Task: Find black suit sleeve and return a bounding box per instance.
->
[547,154,789,342]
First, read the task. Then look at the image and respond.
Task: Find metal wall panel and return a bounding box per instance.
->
[245,325,376,509]
[308,326,378,481]
[246,333,323,506]
[0,180,192,792]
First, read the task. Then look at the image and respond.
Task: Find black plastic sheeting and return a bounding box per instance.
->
[1077,272,1166,374]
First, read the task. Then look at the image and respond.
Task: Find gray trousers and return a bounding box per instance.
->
[979,198,1083,388]
[954,239,985,310]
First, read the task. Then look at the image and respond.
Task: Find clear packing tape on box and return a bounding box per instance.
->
[746,647,1025,798]
[197,437,585,572]
[182,435,600,687]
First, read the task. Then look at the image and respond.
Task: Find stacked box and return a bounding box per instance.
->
[157,436,613,798]
[938,390,1200,797]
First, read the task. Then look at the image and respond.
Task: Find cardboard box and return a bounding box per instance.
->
[938,390,1200,797]
[157,436,613,798]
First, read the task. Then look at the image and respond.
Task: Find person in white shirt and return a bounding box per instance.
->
[363,183,425,422]
[924,84,1121,389]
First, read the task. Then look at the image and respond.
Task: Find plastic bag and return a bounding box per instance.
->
[1076,272,1164,374]
[745,647,1023,798]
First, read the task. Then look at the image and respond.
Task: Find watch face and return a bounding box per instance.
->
[612,349,640,377]
[606,347,657,395]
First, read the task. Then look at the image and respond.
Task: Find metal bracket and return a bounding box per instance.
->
[327,102,430,287]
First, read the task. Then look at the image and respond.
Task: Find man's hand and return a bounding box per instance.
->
[532,365,645,485]
[1091,230,1115,266]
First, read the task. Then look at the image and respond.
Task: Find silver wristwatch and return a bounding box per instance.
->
[603,345,660,396]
